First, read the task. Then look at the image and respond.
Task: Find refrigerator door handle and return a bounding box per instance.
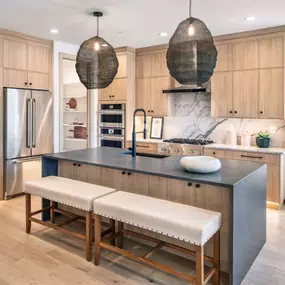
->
[12,156,42,165]
[32,98,36,148]
[26,98,31,148]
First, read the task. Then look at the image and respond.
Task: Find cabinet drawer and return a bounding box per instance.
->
[228,151,280,165]
[204,149,226,158]
[126,141,158,153]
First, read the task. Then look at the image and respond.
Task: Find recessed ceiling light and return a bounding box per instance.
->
[245,16,256,21]
[50,29,58,34]
[159,32,168,37]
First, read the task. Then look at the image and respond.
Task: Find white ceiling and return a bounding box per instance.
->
[0,0,285,48]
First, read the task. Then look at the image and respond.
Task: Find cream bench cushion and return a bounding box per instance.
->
[94,191,221,246]
[24,176,116,211]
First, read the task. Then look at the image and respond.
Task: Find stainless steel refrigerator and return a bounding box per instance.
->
[4,88,52,199]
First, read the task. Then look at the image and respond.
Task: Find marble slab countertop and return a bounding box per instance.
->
[205,143,285,155]
[43,147,266,188]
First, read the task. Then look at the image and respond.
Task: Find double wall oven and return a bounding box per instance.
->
[98,104,125,148]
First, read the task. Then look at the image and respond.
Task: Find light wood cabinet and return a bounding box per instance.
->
[3,39,27,70]
[136,78,152,113]
[3,68,28,88]
[232,40,259,70]
[99,78,127,101]
[232,70,259,118]
[126,141,159,153]
[28,72,50,90]
[215,44,233,71]
[0,38,2,67]
[259,37,284,68]
[28,45,50,73]
[116,54,127,78]
[259,68,284,118]
[211,72,233,117]
[206,148,284,208]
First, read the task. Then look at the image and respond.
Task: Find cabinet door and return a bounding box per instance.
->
[28,45,51,73]
[113,78,127,100]
[204,149,226,158]
[233,40,258,70]
[215,44,233,71]
[136,54,152,78]
[136,78,152,112]
[259,68,284,118]
[58,161,77,179]
[3,69,28,88]
[28,72,50,90]
[233,70,258,118]
[211,72,233,117]
[76,164,103,184]
[152,50,169,77]
[99,84,113,101]
[151,76,169,116]
[259,37,284,68]
[119,172,149,195]
[267,164,281,204]
[116,54,127,78]
[3,39,27,70]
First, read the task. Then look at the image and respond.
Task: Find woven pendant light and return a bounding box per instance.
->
[166,0,217,85]
[76,12,119,89]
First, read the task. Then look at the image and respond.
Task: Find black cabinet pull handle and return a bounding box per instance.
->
[73,163,77,166]
[29,83,32,86]
[151,110,154,113]
[241,155,263,159]
[260,111,263,114]
[188,182,192,187]
[196,184,200,188]
[213,152,216,155]
[122,171,126,175]
[77,164,81,167]
[25,82,28,85]
[112,95,115,98]
[229,111,233,114]
[127,172,131,176]
[234,111,237,114]
[148,110,150,113]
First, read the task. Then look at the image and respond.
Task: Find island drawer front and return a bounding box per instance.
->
[126,141,158,153]
[226,151,280,165]
[204,149,227,158]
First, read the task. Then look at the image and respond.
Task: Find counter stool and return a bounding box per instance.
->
[93,191,221,285]
[24,176,116,261]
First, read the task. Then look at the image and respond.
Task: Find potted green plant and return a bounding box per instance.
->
[256,131,271,148]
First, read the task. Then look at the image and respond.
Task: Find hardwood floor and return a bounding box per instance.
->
[0,196,284,285]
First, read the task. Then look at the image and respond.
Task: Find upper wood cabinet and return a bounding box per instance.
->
[3,39,27,70]
[232,70,259,118]
[259,68,284,118]
[211,72,233,117]
[116,54,127,78]
[0,38,2,67]
[27,45,50,73]
[99,78,127,101]
[212,29,285,119]
[3,68,28,88]
[259,37,284,68]
[232,40,259,70]
[28,72,50,90]
[215,44,233,71]
[136,48,170,116]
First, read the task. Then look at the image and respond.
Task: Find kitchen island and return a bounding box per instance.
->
[42,147,267,285]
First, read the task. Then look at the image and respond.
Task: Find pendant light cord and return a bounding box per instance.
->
[189,0,192,18]
[97,16,99,36]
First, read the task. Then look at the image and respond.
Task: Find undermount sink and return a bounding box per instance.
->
[121,151,169,159]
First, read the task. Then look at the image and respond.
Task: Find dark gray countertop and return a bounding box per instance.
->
[43,147,267,188]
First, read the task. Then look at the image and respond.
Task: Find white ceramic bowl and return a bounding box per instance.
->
[180,156,221,174]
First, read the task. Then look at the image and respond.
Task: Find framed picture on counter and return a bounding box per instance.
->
[150,117,164,139]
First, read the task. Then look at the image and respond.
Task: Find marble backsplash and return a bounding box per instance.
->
[136,93,285,148]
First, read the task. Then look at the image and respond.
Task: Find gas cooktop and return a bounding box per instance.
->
[162,138,214,145]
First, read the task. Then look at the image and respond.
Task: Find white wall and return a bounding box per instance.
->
[53,41,79,152]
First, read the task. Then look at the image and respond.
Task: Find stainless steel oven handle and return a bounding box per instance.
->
[26,98,31,148]
[98,111,125,114]
[100,135,124,141]
[32,98,36,148]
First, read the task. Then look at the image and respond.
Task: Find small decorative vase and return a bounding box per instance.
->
[256,137,270,148]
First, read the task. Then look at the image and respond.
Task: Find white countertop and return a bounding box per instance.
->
[205,143,285,155]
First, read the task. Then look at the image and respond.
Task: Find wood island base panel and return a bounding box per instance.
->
[42,147,267,285]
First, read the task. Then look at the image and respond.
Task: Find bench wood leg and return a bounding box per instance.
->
[118,221,124,249]
[85,211,92,262]
[213,230,220,285]
[25,194,31,234]
[50,201,55,223]
[196,245,204,285]
[94,214,101,266]
[110,219,115,246]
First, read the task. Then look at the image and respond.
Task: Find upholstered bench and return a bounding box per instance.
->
[93,191,221,285]
[24,176,116,261]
